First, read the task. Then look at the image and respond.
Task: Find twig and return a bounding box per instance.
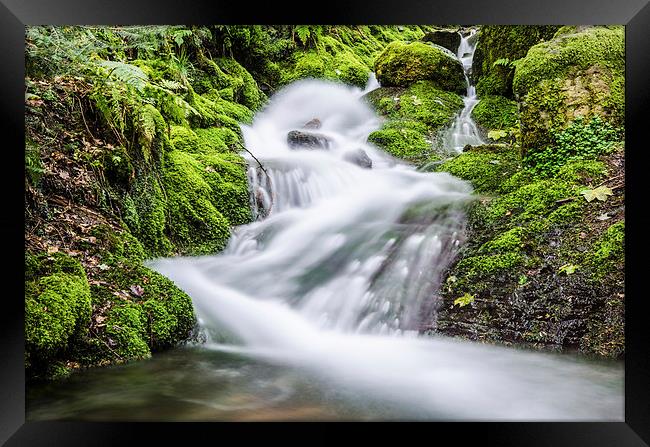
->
[235,142,269,177]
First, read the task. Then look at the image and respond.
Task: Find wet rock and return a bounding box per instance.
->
[287,130,330,150]
[421,29,461,53]
[303,118,322,129]
[343,149,372,169]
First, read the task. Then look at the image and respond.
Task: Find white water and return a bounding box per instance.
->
[148,39,623,421]
[441,29,485,153]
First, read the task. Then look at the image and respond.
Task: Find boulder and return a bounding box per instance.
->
[512,26,624,159]
[343,149,372,169]
[373,41,466,94]
[421,29,461,53]
[287,130,330,150]
[472,25,560,98]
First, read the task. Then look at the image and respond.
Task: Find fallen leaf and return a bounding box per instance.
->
[47,246,59,254]
[59,171,70,180]
[581,186,613,202]
[596,213,612,221]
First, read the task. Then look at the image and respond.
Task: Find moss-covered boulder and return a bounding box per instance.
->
[25,253,92,377]
[374,41,466,93]
[364,80,464,163]
[513,26,625,169]
[472,25,560,98]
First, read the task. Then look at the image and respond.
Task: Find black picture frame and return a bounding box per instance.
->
[3,0,649,444]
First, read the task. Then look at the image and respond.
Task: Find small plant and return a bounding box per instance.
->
[454,293,475,307]
[525,116,620,176]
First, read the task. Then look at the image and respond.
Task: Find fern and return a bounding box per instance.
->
[295,26,311,46]
[96,60,149,92]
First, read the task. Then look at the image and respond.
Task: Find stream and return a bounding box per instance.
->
[27,30,624,422]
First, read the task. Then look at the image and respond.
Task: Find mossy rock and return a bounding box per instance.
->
[374,41,466,93]
[25,253,92,378]
[471,95,518,132]
[472,25,560,98]
[513,26,624,161]
[364,80,464,162]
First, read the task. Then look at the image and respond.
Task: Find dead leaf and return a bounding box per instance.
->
[59,171,70,180]
[47,246,59,254]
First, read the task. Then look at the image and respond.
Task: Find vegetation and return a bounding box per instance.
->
[24,24,625,384]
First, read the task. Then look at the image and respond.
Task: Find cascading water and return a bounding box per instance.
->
[27,35,623,422]
[441,28,485,153]
[140,75,622,420]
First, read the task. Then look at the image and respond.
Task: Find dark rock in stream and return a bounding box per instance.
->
[343,149,373,169]
[287,130,331,150]
[421,29,461,53]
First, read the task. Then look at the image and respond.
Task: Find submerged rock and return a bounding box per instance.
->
[343,148,372,169]
[303,118,322,129]
[421,29,461,52]
[287,130,331,150]
[287,130,330,149]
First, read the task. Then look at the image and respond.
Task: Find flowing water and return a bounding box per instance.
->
[27,37,623,422]
[440,29,485,153]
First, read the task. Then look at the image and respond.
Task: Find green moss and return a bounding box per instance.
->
[104,304,151,360]
[129,171,172,257]
[547,201,584,226]
[374,41,465,92]
[170,126,199,153]
[513,26,624,97]
[484,179,575,226]
[436,145,521,194]
[478,227,525,254]
[365,81,463,162]
[555,159,608,184]
[25,255,92,366]
[589,221,624,279]
[194,127,235,153]
[471,95,518,130]
[456,252,523,282]
[162,150,231,254]
[367,123,432,162]
[473,25,560,98]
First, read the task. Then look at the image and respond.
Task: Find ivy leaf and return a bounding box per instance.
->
[453,293,475,307]
[581,186,613,202]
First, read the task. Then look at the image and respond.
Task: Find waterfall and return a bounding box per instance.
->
[147,75,623,420]
[440,28,485,153]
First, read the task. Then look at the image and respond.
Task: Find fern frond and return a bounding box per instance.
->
[97,60,149,92]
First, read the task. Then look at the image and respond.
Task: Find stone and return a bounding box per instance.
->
[287,130,330,150]
[421,29,461,53]
[343,149,372,169]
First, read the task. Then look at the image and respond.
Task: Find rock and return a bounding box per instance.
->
[343,149,372,169]
[512,26,624,159]
[472,25,560,97]
[303,118,322,129]
[287,130,330,150]
[421,29,461,52]
[374,41,466,93]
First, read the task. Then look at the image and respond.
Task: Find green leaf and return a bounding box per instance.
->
[453,293,475,307]
[581,186,613,202]
[559,264,579,275]
[488,129,508,141]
